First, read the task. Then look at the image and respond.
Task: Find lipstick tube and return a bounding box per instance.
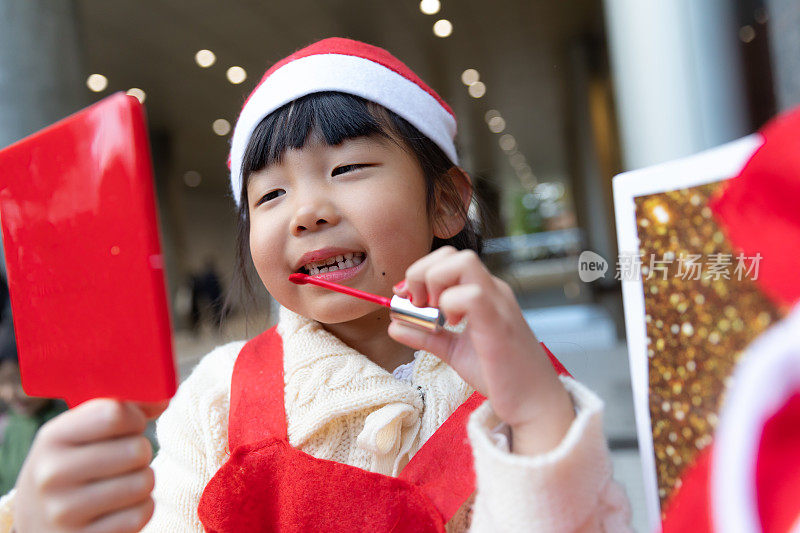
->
[389,295,446,331]
[288,273,447,331]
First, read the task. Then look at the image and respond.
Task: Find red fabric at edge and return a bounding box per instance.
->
[757,392,800,532]
[661,447,714,533]
[710,106,800,308]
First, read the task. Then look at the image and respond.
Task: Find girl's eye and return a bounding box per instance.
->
[256,189,285,206]
[331,163,370,177]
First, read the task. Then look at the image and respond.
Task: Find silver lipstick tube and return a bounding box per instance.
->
[389,295,446,331]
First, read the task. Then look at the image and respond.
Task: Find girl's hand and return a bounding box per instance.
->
[13,398,168,533]
[388,246,574,455]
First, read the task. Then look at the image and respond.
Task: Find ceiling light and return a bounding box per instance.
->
[520,172,537,189]
[126,88,146,103]
[461,69,479,86]
[213,118,231,136]
[499,134,516,152]
[183,171,202,187]
[738,25,756,43]
[468,81,486,98]
[510,153,526,168]
[226,66,247,84]
[195,49,216,68]
[419,0,440,15]
[86,74,108,92]
[433,19,452,38]
[488,116,505,133]
[484,109,501,123]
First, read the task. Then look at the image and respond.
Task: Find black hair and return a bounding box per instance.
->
[225,91,483,316]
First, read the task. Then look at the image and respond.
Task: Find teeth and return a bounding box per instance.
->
[304,252,364,275]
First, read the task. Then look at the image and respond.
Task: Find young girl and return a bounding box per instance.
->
[2,38,631,532]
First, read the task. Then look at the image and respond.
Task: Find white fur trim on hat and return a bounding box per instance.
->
[229,53,458,207]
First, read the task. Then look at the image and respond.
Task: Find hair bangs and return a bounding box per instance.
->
[240,92,392,187]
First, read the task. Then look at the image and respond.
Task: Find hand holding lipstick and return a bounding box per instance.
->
[387,246,576,456]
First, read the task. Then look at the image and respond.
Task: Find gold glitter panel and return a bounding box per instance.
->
[634,181,782,512]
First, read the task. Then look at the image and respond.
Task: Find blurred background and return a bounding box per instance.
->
[1,0,798,529]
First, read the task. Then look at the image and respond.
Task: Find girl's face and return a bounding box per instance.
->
[247,133,445,324]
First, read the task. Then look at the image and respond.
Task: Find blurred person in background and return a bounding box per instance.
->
[189,257,224,332]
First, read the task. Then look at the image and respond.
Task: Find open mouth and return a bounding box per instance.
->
[299,252,366,276]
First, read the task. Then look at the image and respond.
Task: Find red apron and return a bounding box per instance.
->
[197,326,569,532]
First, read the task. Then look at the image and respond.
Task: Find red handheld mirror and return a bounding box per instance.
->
[0,93,177,407]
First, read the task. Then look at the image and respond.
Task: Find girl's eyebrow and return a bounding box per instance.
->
[336,134,392,154]
[247,167,282,187]
[249,135,388,185]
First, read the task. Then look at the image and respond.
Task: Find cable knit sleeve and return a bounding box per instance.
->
[466,376,632,532]
[141,341,243,532]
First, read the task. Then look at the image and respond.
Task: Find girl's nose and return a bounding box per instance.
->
[290,198,341,236]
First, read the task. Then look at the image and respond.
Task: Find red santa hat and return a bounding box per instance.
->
[709,109,800,531]
[228,37,459,207]
[662,106,800,532]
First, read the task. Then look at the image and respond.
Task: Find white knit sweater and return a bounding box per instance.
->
[0,307,631,531]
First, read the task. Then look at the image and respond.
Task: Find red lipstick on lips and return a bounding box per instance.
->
[288,273,446,331]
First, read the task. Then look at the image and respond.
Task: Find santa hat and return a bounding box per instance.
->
[709,108,800,529]
[661,106,800,532]
[228,37,459,207]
